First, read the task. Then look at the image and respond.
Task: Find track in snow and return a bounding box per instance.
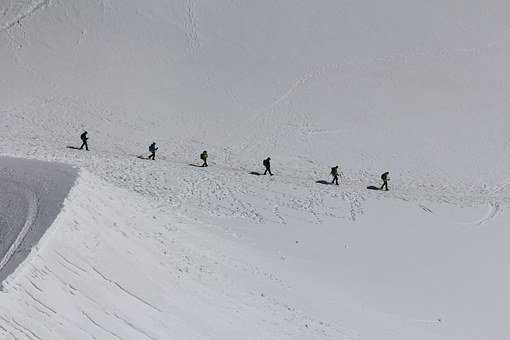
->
[462,201,503,226]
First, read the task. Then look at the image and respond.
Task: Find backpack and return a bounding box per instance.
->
[331,167,338,176]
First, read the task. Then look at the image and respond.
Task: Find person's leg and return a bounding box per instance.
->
[264,168,268,175]
[85,141,89,151]
[79,142,84,150]
[335,176,339,185]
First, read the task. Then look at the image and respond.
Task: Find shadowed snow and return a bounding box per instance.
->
[0,157,77,284]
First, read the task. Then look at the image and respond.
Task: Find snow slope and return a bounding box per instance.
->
[1,0,510,183]
[0,157,76,283]
[0,0,509,339]
[3,171,349,339]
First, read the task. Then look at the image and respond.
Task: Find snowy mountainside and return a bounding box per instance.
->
[2,168,508,340]
[2,171,361,339]
[2,0,510,183]
[0,0,509,339]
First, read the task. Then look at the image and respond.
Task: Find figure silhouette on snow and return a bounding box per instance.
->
[331,166,339,185]
[263,157,273,176]
[380,171,389,191]
[148,142,158,160]
[200,150,208,167]
[79,131,89,151]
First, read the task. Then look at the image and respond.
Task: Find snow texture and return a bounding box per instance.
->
[0,0,509,339]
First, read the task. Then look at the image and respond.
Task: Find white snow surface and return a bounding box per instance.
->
[0,0,509,339]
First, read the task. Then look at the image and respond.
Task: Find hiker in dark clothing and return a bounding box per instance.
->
[263,157,273,176]
[79,131,89,151]
[331,166,339,185]
[380,171,389,191]
[200,150,208,167]
[148,142,158,160]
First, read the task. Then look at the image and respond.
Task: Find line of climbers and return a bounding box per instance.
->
[74,131,390,191]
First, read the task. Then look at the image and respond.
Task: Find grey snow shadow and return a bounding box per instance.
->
[0,157,77,287]
[316,180,332,185]
[367,185,381,190]
[66,146,81,150]
[249,171,263,176]
[189,164,204,167]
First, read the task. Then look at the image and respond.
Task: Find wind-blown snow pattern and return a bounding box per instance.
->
[0,0,509,339]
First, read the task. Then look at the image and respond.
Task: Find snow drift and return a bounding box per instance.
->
[0,0,509,339]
